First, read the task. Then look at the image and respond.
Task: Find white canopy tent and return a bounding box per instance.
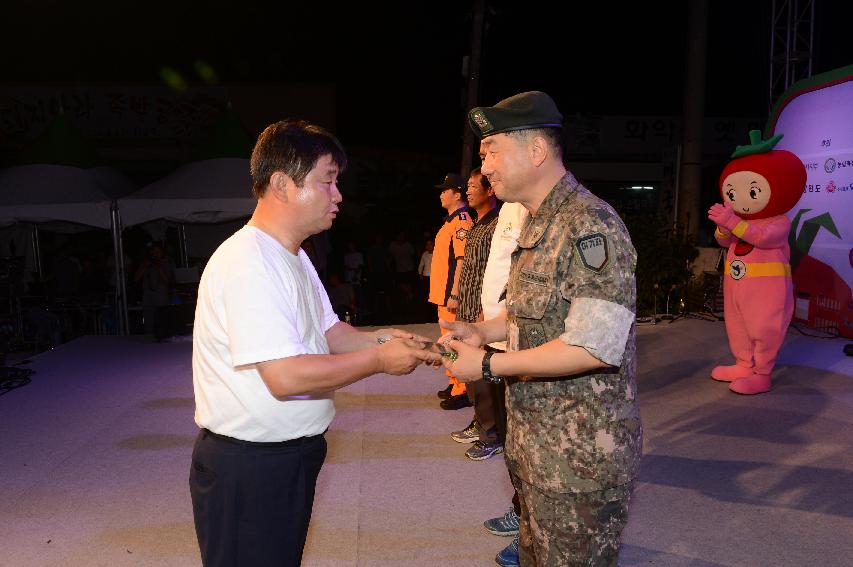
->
[0,164,136,335]
[0,165,128,229]
[116,158,255,333]
[118,158,254,227]
[1,160,255,337]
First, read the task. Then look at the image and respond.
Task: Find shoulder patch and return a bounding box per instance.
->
[576,233,609,272]
[455,228,468,240]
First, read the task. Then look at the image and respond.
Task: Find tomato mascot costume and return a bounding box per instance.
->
[707,130,806,395]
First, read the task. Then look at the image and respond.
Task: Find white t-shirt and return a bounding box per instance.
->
[481,202,528,350]
[418,251,433,277]
[192,225,339,442]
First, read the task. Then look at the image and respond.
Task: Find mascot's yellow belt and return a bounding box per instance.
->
[725,261,791,280]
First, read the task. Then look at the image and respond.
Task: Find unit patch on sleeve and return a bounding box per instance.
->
[576,233,609,272]
[455,228,468,240]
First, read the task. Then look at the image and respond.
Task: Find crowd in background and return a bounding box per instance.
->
[1,220,445,352]
[304,229,438,326]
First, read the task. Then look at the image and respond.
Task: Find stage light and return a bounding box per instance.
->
[194,60,219,85]
[160,66,188,91]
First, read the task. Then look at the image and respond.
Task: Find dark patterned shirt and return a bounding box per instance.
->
[457,207,499,322]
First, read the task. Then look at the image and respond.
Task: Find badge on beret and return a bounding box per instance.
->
[470,109,494,135]
[576,233,609,272]
[456,228,468,240]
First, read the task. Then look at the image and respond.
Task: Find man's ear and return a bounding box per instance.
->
[269,171,292,202]
[529,135,549,167]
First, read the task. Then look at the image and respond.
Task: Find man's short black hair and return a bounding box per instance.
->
[250,119,347,198]
[507,127,564,160]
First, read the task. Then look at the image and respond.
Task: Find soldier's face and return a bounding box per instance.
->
[479,134,529,201]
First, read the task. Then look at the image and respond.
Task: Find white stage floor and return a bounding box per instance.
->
[1,320,851,566]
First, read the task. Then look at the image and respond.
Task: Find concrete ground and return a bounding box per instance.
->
[1,319,851,566]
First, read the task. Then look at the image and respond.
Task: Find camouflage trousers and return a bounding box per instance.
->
[512,474,633,567]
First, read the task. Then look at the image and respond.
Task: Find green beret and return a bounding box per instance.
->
[468,91,563,139]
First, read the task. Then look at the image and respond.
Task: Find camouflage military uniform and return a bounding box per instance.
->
[504,172,642,566]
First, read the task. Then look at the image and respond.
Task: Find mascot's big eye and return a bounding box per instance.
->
[726,190,736,202]
[749,188,759,199]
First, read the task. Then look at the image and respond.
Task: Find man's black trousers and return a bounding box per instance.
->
[189,428,327,567]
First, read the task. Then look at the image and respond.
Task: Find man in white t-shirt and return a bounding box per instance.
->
[478,201,528,564]
[190,119,439,567]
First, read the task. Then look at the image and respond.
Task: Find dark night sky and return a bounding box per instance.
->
[1,0,851,290]
[2,0,851,157]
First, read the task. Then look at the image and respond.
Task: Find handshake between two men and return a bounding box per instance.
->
[372,318,490,383]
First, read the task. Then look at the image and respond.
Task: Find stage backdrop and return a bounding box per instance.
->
[767,65,853,338]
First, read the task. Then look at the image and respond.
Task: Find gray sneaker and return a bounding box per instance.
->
[484,506,520,536]
[466,440,504,461]
[451,420,479,444]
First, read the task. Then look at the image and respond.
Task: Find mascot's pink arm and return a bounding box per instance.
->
[715,215,791,250]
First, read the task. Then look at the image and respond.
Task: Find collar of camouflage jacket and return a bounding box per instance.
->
[517,171,579,249]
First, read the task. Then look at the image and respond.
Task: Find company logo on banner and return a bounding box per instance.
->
[771,72,853,337]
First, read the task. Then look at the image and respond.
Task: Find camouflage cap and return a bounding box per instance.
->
[468,91,563,139]
[434,173,466,191]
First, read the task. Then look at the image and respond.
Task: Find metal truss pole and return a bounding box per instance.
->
[769,0,815,111]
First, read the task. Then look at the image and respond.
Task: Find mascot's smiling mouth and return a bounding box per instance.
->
[741,207,750,212]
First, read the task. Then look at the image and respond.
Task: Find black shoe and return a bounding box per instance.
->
[440,393,473,410]
[437,384,453,400]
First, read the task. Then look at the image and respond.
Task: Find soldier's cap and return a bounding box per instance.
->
[468,91,563,139]
[434,173,466,192]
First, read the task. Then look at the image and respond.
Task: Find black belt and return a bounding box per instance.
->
[201,428,324,448]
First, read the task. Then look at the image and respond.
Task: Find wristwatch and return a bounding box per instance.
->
[481,351,502,384]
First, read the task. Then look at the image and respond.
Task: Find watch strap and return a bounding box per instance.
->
[482,350,501,383]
